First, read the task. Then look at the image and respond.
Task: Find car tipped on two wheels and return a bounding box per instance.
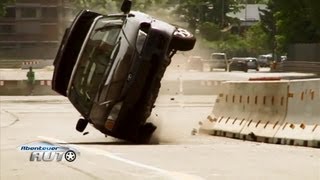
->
[52,0,196,143]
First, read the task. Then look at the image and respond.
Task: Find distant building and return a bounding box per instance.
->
[0,0,74,59]
[228,4,267,34]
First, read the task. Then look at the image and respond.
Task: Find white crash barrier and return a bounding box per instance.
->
[239,81,289,143]
[201,79,320,147]
[205,82,253,138]
[275,79,320,147]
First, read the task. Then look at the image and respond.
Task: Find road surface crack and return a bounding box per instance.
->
[1,110,20,128]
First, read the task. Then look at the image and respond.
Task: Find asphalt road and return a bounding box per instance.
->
[1,96,319,180]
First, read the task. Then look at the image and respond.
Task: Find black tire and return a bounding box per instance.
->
[76,118,88,132]
[137,123,157,144]
[170,28,196,51]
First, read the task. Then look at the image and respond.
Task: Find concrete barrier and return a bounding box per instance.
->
[21,60,54,69]
[275,79,320,147]
[0,80,57,95]
[204,82,252,138]
[239,81,289,143]
[180,79,223,95]
[201,79,320,148]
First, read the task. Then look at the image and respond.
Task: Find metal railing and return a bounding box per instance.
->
[271,61,320,75]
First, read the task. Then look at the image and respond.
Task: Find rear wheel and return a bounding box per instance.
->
[76,118,88,132]
[170,28,196,51]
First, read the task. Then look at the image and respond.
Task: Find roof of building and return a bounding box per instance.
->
[228,4,267,22]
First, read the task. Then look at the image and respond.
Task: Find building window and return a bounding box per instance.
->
[21,7,37,18]
[42,7,58,18]
[20,42,38,48]
[4,7,16,18]
[16,22,41,34]
[41,42,58,49]
[0,25,15,34]
[0,43,17,49]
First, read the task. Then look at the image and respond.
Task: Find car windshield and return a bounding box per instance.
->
[69,17,122,114]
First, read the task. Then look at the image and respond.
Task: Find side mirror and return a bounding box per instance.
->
[121,0,132,14]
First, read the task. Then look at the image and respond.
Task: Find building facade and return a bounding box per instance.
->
[0,0,74,59]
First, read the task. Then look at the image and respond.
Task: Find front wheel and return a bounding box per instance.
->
[170,28,196,51]
[137,123,157,144]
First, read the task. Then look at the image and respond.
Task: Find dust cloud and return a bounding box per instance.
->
[146,106,209,144]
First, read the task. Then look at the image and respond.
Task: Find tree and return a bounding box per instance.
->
[176,0,242,31]
[259,0,277,56]
[70,0,168,14]
[237,0,269,4]
[260,0,320,55]
[244,22,269,56]
[0,0,14,17]
[69,0,118,13]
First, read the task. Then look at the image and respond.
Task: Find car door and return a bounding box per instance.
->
[52,10,102,96]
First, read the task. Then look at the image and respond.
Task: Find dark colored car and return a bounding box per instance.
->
[186,56,203,71]
[229,58,249,72]
[245,57,259,71]
[52,1,196,143]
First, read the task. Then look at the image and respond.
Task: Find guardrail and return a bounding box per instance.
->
[0,80,57,95]
[0,59,54,69]
[272,61,320,74]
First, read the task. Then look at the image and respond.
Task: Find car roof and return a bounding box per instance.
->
[211,53,226,55]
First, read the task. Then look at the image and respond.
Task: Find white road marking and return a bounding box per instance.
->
[38,136,204,180]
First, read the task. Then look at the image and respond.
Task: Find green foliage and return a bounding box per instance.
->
[238,0,269,4]
[198,22,270,57]
[70,0,169,14]
[259,0,320,54]
[176,0,242,31]
[72,0,315,58]
[217,34,249,57]
[69,0,118,13]
[198,22,221,41]
[244,22,270,56]
[0,0,14,17]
